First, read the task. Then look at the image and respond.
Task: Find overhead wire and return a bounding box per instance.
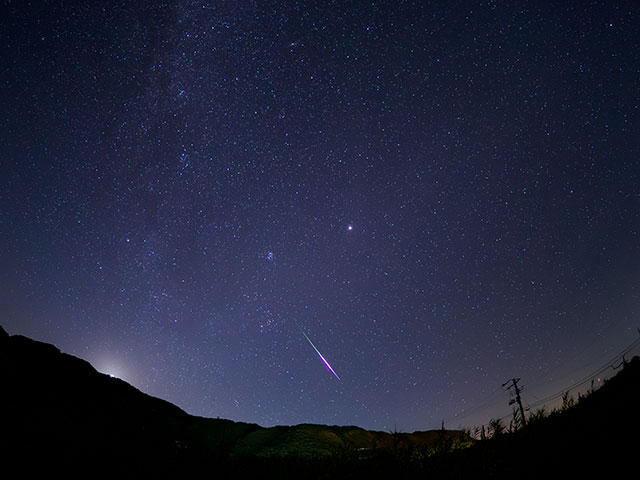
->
[524,335,640,411]
[444,384,507,426]
[459,333,640,428]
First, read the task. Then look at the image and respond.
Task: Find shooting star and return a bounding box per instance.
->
[296,324,341,380]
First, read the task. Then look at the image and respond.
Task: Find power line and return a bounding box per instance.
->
[524,335,640,411]
[503,378,527,427]
[460,333,640,428]
[522,316,633,392]
[445,384,507,425]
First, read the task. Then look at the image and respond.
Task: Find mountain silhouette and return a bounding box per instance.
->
[0,325,467,476]
[3,324,638,478]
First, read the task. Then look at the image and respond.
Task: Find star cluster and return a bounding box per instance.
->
[1,1,639,431]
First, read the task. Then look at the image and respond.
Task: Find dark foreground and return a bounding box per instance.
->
[2,325,638,478]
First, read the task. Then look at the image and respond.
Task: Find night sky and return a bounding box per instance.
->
[2,1,639,432]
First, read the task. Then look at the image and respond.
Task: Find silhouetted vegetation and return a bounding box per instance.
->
[2,324,638,478]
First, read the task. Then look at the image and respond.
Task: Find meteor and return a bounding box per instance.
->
[297,324,340,380]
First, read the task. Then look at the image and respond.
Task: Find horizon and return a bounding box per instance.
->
[2,322,637,433]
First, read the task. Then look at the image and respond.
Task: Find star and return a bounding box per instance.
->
[2,0,637,434]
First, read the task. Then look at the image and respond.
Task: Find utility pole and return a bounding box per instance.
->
[503,378,527,428]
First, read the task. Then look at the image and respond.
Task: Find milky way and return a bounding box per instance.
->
[1,1,639,431]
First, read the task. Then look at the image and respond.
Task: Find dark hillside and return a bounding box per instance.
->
[0,325,260,475]
[426,355,640,479]
[0,325,465,477]
[2,325,637,478]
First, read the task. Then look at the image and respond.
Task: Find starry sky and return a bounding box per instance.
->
[1,1,639,432]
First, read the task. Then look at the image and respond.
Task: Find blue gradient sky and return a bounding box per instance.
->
[1,0,639,432]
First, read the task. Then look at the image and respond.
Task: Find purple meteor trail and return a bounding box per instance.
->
[297,325,341,380]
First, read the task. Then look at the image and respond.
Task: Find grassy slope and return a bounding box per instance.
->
[426,355,640,479]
